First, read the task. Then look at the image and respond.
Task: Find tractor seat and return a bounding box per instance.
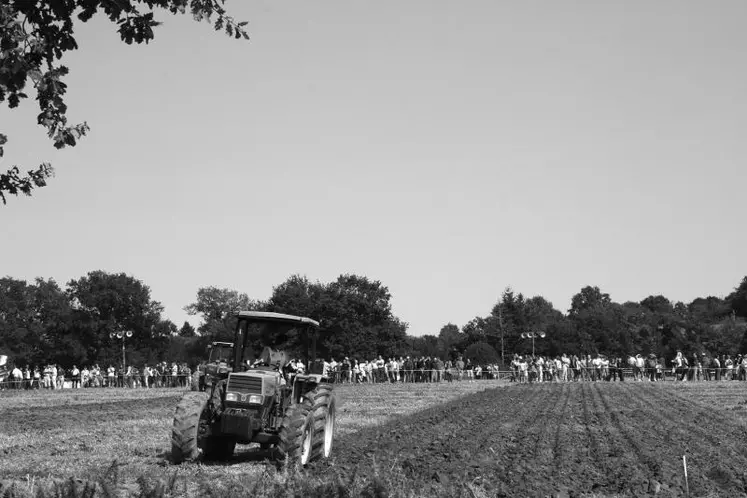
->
[257,347,291,370]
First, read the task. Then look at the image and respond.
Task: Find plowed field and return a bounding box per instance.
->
[325,382,747,497]
[2,381,747,497]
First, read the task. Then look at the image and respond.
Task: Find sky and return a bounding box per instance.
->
[1,0,746,336]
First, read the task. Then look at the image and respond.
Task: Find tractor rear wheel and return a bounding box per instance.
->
[171,392,208,463]
[308,384,336,461]
[277,396,314,467]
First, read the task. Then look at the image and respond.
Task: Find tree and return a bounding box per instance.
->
[640,295,674,315]
[179,321,196,337]
[727,276,747,318]
[569,286,611,316]
[0,277,71,366]
[67,270,164,366]
[490,287,530,359]
[266,273,408,360]
[437,323,465,359]
[0,0,249,204]
[568,286,617,355]
[184,286,263,339]
[688,296,730,324]
[464,342,499,366]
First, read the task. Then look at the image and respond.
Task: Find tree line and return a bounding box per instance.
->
[1,270,746,369]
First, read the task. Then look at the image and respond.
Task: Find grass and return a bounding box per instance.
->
[0,380,505,497]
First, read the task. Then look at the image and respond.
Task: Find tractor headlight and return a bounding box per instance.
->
[225,392,239,402]
[247,394,264,404]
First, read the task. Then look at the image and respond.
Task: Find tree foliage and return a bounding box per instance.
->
[184,286,263,340]
[266,273,408,360]
[728,277,747,318]
[2,272,747,369]
[0,0,249,204]
[464,341,499,365]
[0,271,177,368]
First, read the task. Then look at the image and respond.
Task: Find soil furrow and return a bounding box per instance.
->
[589,382,668,495]
[550,382,571,477]
[550,384,588,485]
[488,385,559,491]
[633,384,747,494]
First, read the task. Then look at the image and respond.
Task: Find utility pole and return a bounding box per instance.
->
[110,330,133,372]
[498,305,505,366]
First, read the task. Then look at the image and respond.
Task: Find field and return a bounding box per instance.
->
[1,381,747,497]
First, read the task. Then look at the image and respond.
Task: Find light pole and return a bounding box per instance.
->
[521,331,546,356]
[110,330,133,372]
[498,306,505,366]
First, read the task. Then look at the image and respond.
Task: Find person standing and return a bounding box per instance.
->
[634,355,645,381]
[11,365,22,389]
[592,355,602,382]
[536,356,545,383]
[455,356,465,382]
[23,366,31,389]
[142,364,151,388]
[71,365,80,389]
[673,351,687,381]
[646,354,657,382]
[725,356,734,380]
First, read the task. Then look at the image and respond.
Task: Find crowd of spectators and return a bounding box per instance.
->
[0,362,193,390]
[4,350,747,389]
[318,355,501,383]
[505,352,747,383]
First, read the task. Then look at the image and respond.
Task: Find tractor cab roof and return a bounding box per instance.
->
[235,311,320,328]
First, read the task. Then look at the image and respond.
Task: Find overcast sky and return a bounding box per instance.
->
[2,0,745,335]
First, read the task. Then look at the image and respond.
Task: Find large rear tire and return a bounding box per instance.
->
[171,392,209,463]
[171,390,236,463]
[308,384,336,461]
[277,397,314,468]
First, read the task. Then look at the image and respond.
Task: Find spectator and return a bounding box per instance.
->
[71,365,80,389]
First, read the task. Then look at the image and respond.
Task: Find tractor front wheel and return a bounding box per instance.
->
[308,384,336,460]
[277,385,336,467]
[277,397,314,467]
[171,392,209,463]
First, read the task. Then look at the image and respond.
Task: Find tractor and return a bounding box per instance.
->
[192,341,234,391]
[171,311,336,467]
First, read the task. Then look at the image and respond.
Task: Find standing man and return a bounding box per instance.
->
[455,356,465,382]
[23,366,31,389]
[71,365,80,389]
[11,365,22,389]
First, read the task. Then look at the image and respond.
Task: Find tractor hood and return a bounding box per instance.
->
[225,370,281,406]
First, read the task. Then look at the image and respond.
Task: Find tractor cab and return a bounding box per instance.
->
[197,341,234,390]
